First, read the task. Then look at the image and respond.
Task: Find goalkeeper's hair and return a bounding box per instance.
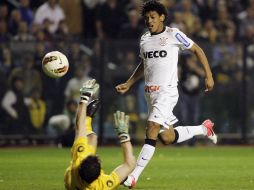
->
[78,155,101,183]
[141,0,168,18]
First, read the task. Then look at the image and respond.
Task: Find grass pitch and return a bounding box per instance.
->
[0,146,253,190]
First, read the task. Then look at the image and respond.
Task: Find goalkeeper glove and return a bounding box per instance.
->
[113,111,130,143]
[79,79,99,104]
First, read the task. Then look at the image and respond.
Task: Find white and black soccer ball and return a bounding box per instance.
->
[42,51,69,78]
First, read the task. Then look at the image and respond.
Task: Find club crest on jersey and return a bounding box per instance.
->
[106,180,114,187]
[175,33,190,47]
[159,37,168,46]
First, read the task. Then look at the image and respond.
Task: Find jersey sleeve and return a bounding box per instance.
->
[71,137,96,161]
[100,171,121,190]
[173,28,194,50]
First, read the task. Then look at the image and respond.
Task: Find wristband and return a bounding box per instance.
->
[80,96,89,103]
[80,92,92,103]
[118,133,130,143]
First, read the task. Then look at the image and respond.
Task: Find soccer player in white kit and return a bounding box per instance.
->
[115,0,217,188]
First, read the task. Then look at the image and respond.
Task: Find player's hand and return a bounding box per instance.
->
[205,76,214,92]
[115,83,130,94]
[114,111,129,134]
[80,79,99,103]
[113,111,130,143]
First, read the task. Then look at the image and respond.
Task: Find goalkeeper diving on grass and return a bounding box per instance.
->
[64,79,136,190]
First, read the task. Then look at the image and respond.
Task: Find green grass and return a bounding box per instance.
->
[0,146,254,190]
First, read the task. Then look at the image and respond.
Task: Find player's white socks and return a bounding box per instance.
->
[126,126,206,184]
[130,144,155,180]
[174,125,207,143]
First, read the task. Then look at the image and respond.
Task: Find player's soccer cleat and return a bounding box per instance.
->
[87,99,100,118]
[123,175,136,189]
[202,119,217,144]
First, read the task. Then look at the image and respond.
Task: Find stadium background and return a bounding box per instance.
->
[1,1,254,190]
[0,0,254,146]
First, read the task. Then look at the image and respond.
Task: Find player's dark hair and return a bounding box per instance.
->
[141,0,168,18]
[78,155,101,183]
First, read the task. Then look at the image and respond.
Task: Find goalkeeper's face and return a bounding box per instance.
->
[144,11,165,34]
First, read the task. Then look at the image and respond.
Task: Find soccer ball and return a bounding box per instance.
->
[42,51,69,78]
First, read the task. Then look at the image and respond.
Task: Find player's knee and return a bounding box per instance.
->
[159,127,176,145]
[159,135,175,145]
[146,121,161,139]
[161,139,173,145]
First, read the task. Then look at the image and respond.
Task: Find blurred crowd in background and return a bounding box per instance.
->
[0,0,254,145]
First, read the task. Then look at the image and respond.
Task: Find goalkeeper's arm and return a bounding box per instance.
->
[75,79,99,140]
[113,111,136,183]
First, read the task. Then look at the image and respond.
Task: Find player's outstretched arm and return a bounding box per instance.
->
[115,61,144,94]
[190,43,214,92]
[75,79,99,140]
[112,111,136,183]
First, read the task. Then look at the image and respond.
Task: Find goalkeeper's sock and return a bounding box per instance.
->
[130,139,156,180]
[174,125,206,143]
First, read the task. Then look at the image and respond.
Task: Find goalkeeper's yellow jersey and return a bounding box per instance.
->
[64,137,120,190]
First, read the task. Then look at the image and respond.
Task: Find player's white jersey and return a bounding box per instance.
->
[140,26,194,87]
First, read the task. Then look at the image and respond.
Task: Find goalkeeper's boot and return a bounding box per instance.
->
[123,175,136,189]
[87,99,100,118]
[202,119,217,144]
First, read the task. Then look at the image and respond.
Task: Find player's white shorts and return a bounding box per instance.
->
[145,85,179,133]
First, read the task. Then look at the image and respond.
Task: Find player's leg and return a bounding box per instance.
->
[159,86,217,144]
[158,126,175,145]
[124,87,178,188]
[133,121,160,178]
[158,120,217,145]
[124,121,160,188]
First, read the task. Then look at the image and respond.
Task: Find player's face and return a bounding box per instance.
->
[144,11,165,33]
